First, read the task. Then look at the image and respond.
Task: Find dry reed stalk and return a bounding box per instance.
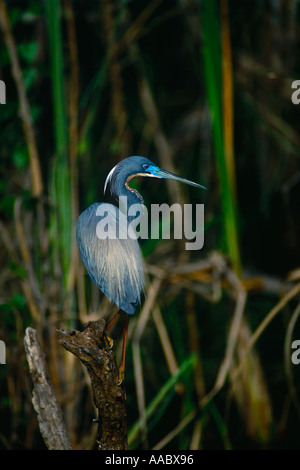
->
[0,0,43,197]
[64,0,80,306]
[131,277,162,448]
[200,267,247,407]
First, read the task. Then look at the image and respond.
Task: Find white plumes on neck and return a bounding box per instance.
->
[104,164,118,194]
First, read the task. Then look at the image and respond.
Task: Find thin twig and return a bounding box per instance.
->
[232,281,300,382]
[152,305,179,376]
[152,409,197,450]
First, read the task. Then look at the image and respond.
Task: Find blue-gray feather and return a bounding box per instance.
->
[76,156,205,317]
[76,202,144,315]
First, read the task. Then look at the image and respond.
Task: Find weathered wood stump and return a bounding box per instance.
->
[24,327,72,450]
[57,319,128,450]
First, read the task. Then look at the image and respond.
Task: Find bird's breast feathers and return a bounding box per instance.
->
[76,203,144,314]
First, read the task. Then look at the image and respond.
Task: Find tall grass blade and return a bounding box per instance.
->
[128,353,197,447]
[45,0,71,292]
[201,0,241,274]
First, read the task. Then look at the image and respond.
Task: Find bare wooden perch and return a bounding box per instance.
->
[57,319,128,450]
[25,321,128,450]
[24,327,72,450]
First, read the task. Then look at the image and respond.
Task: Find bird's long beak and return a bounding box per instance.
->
[145,165,207,190]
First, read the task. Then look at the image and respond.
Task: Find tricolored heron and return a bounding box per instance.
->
[76,156,205,384]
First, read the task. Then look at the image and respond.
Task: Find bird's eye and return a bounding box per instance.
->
[143,164,149,170]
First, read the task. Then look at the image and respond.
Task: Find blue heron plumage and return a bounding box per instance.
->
[76,156,206,383]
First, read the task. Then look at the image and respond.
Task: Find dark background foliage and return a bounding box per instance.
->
[0,0,300,450]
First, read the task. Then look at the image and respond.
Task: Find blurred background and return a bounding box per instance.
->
[0,0,300,450]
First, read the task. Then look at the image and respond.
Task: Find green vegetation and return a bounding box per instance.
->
[0,0,300,450]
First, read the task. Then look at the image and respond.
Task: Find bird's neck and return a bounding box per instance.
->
[118,186,145,226]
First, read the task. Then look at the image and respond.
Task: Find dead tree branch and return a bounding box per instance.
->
[57,319,128,450]
[24,327,72,450]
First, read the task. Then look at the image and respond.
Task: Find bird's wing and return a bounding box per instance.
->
[76,203,144,314]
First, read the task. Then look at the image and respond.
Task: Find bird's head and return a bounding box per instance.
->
[104,156,206,199]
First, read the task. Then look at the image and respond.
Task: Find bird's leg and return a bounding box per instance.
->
[105,310,122,349]
[118,313,129,386]
[106,310,122,331]
[106,310,129,386]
